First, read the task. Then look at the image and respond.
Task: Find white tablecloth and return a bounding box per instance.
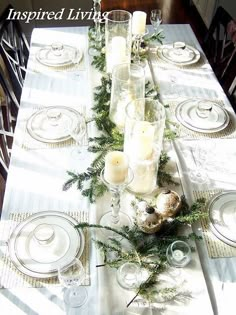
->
[0,24,235,315]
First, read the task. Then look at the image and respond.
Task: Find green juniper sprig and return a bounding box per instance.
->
[75,198,206,305]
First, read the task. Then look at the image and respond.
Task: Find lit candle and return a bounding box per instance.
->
[133,121,155,160]
[132,11,147,35]
[172,249,184,262]
[104,151,128,184]
[106,36,126,73]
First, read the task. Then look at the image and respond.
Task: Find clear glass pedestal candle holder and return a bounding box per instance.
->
[99,167,134,231]
[109,63,145,131]
[124,98,166,195]
[105,10,132,73]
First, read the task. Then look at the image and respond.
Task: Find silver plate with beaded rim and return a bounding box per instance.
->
[8,211,85,278]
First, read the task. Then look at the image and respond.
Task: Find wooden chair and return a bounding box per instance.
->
[203,6,236,80]
[0,4,29,104]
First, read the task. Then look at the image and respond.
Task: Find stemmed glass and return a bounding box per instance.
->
[89,0,102,55]
[150,9,162,33]
[58,258,88,308]
[188,145,210,184]
[67,114,86,157]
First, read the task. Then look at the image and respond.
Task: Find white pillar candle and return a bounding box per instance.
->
[133,121,155,160]
[132,11,147,35]
[107,36,126,73]
[128,156,157,194]
[104,151,128,184]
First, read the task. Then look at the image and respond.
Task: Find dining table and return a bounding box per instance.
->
[0,22,236,315]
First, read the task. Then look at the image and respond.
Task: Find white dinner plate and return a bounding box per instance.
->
[208,191,236,244]
[175,99,230,133]
[158,44,201,66]
[36,45,83,67]
[8,211,84,278]
[26,106,81,143]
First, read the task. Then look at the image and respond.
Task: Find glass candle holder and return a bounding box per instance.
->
[109,63,145,131]
[166,241,191,268]
[105,10,132,73]
[124,98,166,195]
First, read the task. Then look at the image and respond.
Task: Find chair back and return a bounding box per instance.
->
[0,5,29,103]
[0,95,13,181]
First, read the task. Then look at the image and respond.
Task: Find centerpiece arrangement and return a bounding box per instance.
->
[63,9,207,306]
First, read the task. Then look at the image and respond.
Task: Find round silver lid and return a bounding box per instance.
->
[8,211,85,278]
[208,191,236,244]
[175,99,230,133]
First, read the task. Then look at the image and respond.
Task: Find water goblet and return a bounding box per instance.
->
[67,114,86,156]
[133,29,149,66]
[58,258,88,308]
[150,9,162,34]
[166,241,191,268]
[188,146,210,185]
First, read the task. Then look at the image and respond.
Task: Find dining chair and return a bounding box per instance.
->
[0,95,14,181]
[0,4,29,104]
[203,6,236,80]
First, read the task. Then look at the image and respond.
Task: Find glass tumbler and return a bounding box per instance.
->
[105,10,132,73]
[109,63,145,130]
[124,98,166,195]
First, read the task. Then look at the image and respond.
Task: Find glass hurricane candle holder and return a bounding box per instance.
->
[105,10,132,73]
[124,98,166,195]
[109,63,145,131]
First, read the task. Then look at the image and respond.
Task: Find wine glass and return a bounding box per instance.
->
[58,258,88,308]
[150,9,162,33]
[188,145,210,185]
[67,114,86,156]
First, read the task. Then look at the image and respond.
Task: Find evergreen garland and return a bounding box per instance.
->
[63,26,177,202]
[75,198,207,305]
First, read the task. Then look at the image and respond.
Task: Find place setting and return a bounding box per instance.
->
[167,98,236,139]
[0,210,90,290]
[32,41,85,72]
[155,41,203,69]
[22,106,88,150]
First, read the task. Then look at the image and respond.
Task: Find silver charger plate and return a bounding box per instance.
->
[8,211,85,278]
[208,191,236,245]
[36,45,83,67]
[159,44,201,66]
[26,106,81,143]
[175,99,230,133]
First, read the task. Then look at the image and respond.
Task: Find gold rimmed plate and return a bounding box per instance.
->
[8,211,84,278]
